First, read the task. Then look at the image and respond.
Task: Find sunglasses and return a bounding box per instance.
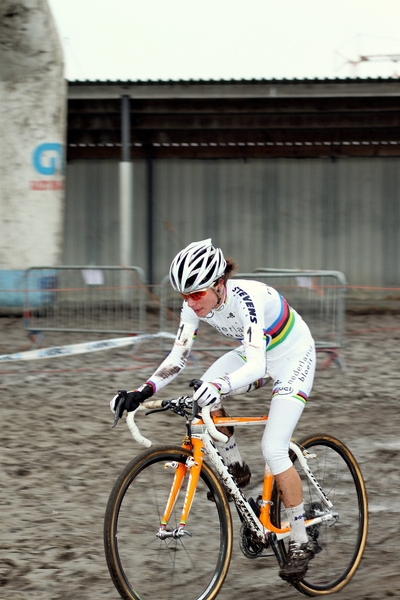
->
[180,288,209,302]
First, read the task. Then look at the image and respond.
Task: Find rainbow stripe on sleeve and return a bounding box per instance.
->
[265,296,295,350]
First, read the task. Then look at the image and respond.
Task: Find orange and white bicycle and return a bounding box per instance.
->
[104,396,368,600]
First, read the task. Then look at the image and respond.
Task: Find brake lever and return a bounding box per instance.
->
[112,396,125,428]
[188,380,202,422]
[190,399,200,422]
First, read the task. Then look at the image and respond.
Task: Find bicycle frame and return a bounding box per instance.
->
[156,412,336,545]
[107,398,368,600]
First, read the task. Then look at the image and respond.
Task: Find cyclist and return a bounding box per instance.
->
[111,238,317,581]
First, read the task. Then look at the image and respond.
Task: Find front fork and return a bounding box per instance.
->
[157,439,204,540]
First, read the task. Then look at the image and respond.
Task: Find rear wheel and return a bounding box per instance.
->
[104,445,233,600]
[272,434,368,596]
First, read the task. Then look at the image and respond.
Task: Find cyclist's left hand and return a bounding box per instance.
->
[190,380,221,408]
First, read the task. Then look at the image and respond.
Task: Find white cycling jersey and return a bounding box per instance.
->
[145,279,314,401]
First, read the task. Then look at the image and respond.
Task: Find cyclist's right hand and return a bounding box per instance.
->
[190,379,220,408]
[110,384,153,418]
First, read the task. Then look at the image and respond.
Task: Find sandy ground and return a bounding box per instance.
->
[1,312,400,600]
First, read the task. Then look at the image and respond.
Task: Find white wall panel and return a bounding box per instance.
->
[63,157,400,292]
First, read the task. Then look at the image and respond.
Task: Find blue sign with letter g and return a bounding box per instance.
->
[32,143,64,175]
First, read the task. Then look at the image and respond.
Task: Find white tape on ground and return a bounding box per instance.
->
[0,332,176,362]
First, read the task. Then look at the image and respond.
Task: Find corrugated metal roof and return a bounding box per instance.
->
[68,76,400,85]
[67,78,400,159]
[67,77,400,103]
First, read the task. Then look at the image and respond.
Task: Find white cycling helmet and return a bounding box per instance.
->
[169,239,227,293]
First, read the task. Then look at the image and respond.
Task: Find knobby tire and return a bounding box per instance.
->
[104,445,233,600]
[271,433,368,596]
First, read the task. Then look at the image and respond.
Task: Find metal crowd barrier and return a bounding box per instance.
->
[23,266,147,335]
[159,269,347,358]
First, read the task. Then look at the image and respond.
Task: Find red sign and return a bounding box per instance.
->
[30,180,64,190]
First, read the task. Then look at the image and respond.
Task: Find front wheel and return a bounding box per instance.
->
[104,445,233,600]
[272,434,368,596]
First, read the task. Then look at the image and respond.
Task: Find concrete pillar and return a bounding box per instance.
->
[0,0,66,271]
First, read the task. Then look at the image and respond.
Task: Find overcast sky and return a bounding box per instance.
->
[47,0,400,81]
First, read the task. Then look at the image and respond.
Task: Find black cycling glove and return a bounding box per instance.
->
[111,383,154,419]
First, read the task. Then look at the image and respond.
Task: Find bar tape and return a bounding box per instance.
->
[0,332,176,362]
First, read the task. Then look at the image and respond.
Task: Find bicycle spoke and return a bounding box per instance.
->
[273,434,368,595]
[104,446,233,600]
